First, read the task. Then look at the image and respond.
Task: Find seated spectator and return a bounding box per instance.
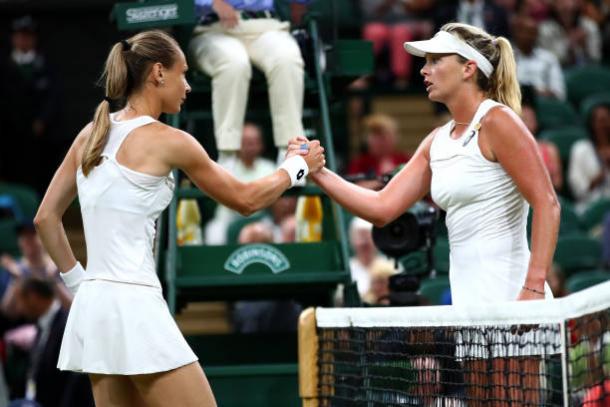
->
[1,222,71,318]
[362,258,397,305]
[512,13,566,100]
[434,0,510,38]
[347,114,411,190]
[538,0,601,66]
[514,0,551,22]
[232,222,302,333]
[189,0,308,167]
[569,103,610,211]
[521,86,563,191]
[16,277,93,407]
[361,0,434,88]
[279,215,296,243]
[349,217,386,298]
[204,123,276,244]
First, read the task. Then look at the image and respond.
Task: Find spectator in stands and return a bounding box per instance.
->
[349,217,385,298]
[362,258,397,305]
[434,0,510,38]
[521,86,563,191]
[189,0,308,168]
[361,0,435,88]
[1,221,71,318]
[232,222,302,333]
[568,102,610,211]
[581,0,610,61]
[205,123,276,244]
[279,214,297,242]
[0,16,63,193]
[347,114,411,190]
[512,13,566,100]
[514,0,551,22]
[538,0,602,66]
[15,277,93,407]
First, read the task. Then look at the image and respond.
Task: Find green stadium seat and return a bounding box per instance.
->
[554,235,602,277]
[0,182,39,220]
[579,197,610,232]
[433,239,450,275]
[536,97,580,130]
[565,65,610,108]
[539,127,589,166]
[419,276,450,305]
[580,92,610,127]
[398,251,428,276]
[0,219,19,256]
[565,269,610,293]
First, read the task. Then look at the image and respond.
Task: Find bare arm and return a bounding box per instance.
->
[34,126,90,273]
[163,129,324,216]
[481,107,560,300]
[307,131,436,227]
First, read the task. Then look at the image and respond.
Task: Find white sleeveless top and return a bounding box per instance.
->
[76,113,175,288]
[430,99,549,305]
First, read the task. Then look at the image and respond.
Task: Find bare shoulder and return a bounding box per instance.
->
[481,105,527,136]
[72,122,94,163]
[418,126,442,161]
[146,123,207,168]
[147,122,198,149]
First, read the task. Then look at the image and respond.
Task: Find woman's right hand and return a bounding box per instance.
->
[303,140,326,174]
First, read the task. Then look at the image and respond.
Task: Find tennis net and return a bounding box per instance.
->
[298,281,610,406]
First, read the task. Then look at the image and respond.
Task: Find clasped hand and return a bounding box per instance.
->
[285,135,326,174]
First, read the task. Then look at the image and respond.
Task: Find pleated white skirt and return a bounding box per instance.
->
[58,279,198,375]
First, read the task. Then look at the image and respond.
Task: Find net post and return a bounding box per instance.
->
[560,319,570,406]
[299,307,319,407]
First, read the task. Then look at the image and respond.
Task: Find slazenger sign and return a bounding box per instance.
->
[224,244,290,275]
[126,4,179,24]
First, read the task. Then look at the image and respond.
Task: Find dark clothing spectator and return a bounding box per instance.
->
[434,0,510,38]
[347,152,411,178]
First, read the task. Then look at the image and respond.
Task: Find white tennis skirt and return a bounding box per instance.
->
[57,279,198,375]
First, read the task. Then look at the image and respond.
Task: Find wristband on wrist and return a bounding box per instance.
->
[279,155,309,187]
[60,262,85,295]
[522,285,545,296]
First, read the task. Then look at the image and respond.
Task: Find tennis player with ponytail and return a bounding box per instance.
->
[34,30,324,406]
[289,23,560,405]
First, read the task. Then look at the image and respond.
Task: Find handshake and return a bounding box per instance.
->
[280,135,326,187]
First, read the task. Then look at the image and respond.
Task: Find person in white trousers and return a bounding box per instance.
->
[189,0,309,167]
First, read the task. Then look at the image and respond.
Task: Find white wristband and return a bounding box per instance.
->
[279,155,309,187]
[60,262,85,295]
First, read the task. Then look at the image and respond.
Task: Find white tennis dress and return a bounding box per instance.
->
[430,99,553,306]
[57,113,198,374]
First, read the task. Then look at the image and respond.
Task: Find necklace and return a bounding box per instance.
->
[454,120,470,125]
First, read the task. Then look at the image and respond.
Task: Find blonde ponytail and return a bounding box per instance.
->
[81,30,181,176]
[81,42,129,176]
[489,37,521,115]
[441,23,521,114]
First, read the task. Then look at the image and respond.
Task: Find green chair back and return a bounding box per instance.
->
[0,220,19,256]
[433,239,450,275]
[565,65,610,108]
[0,183,39,219]
[537,97,580,130]
[580,92,610,127]
[579,197,610,232]
[554,235,602,276]
[419,276,450,305]
[539,126,588,165]
[565,269,610,293]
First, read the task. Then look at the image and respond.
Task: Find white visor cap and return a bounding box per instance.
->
[404,31,494,78]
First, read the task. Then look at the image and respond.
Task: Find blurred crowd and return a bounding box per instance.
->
[0,1,609,404]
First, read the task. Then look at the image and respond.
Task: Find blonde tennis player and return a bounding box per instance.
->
[34,30,324,407]
[289,23,560,406]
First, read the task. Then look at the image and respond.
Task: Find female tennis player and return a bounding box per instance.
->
[34,30,324,407]
[290,22,560,406]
